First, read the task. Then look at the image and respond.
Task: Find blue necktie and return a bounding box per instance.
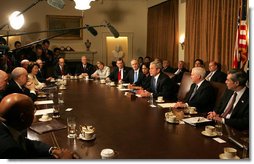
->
[134,71,138,83]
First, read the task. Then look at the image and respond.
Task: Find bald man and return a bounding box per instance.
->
[0,93,75,159]
[0,70,8,101]
[4,67,37,101]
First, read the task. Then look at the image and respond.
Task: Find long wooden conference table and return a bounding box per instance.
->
[28,79,249,159]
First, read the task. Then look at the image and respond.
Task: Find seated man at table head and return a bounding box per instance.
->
[0,70,8,102]
[207,69,248,131]
[174,67,216,113]
[107,58,131,83]
[123,59,144,85]
[4,67,37,102]
[171,61,189,83]
[53,57,70,79]
[91,61,110,79]
[75,55,95,78]
[205,61,227,83]
[0,93,75,159]
[140,60,177,101]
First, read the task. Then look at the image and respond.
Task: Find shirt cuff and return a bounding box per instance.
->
[30,90,36,94]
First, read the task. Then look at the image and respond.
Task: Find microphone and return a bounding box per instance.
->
[47,0,65,10]
[86,25,98,36]
[105,21,119,38]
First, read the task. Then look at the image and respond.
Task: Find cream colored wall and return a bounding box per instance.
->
[0,0,147,66]
[178,0,186,61]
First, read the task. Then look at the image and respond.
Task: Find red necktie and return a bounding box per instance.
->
[221,92,237,118]
[118,70,121,81]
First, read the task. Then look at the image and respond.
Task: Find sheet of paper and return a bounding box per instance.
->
[213,137,226,143]
[35,108,54,116]
[182,117,212,126]
[34,100,54,105]
[119,88,131,91]
[150,104,156,107]
[157,103,176,108]
[65,108,73,111]
[135,94,142,98]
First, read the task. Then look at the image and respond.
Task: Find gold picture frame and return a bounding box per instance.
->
[47,15,83,40]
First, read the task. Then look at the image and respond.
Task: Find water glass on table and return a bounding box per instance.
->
[215,122,223,136]
[67,117,76,138]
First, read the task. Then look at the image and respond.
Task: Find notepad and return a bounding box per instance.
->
[157,103,176,108]
[182,117,212,126]
[34,100,54,105]
[30,119,67,134]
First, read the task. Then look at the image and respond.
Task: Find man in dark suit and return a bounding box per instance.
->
[36,59,52,82]
[0,93,76,159]
[123,59,144,85]
[162,60,175,73]
[205,61,227,83]
[140,61,177,101]
[107,58,131,83]
[75,55,95,78]
[4,67,37,102]
[53,57,70,79]
[0,70,8,102]
[207,69,248,131]
[171,61,188,83]
[174,67,216,113]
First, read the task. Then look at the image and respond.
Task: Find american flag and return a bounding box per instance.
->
[233,0,248,70]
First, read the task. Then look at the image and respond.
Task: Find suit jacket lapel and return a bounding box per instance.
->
[231,89,248,117]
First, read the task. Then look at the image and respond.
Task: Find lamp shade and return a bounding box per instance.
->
[9,11,24,30]
[74,0,95,10]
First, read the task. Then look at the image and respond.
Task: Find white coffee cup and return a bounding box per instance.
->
[165,112,174,119]
[167,115,177,122]
[100,79,106,84]
[189,107,196,113]
[224,147,237,159]
[81,126,95,139]
[157,96,163,102]
[205,125,215,135]
[41,114,49,120]
[110,82,115,86]
[100,149,115,159]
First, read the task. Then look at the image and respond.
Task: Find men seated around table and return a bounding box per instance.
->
[128,62,151,90]
[36,59,53,82]
[162,59,175,73]
[174,67,216,113]
[139,60,177,101]
[0,93,77,159]
[107,58,131,83]
[4,67,37,102]
[75,55,95,78]
[207,69,248,131]
[0,70,8,102]
[171,60,188,83]
[27,62,46,90]
[123,59,144,85]
[91,61,110,79]
[53,57,70,79]
[205,61,227,83]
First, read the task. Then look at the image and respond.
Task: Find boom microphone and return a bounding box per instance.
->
[86,25,98,36]
[105,21,119,38]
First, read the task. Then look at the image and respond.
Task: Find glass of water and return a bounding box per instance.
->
[67,117,76,138]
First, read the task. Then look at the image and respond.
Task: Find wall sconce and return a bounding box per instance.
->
[9,11,24,30]
[179,34,185,50]
[74,0,95,10]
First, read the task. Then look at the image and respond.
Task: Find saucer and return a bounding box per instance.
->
[201,131,217,137]
[219,153,240,159]
[38,117,52,122]
[166,119,179,124]
[189,111,198,114]
[156,100,165,103]
[78,134,96,141]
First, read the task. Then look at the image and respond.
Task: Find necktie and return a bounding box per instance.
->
[61,66,64,75]
[221,92,237,118]
[205,72,213,81]
[118,70,121,81]
[83,65,86,72]
[153,77,157,93]
[189,85,198,100]
[134,71,138,83]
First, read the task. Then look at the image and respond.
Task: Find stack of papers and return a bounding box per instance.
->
[182,117,212,126]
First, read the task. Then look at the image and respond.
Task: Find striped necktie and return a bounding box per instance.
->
[221,92,237,118]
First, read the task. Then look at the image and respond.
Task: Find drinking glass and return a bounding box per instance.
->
[67,117,76,138]
[215,122,223,136]
[52,104,60,118]
[58,92,64,104]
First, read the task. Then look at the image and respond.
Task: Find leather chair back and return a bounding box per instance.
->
[177,72,192,101]
[210,81,227,107]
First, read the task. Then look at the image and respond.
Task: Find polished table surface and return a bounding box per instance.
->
[28,79,248,159]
